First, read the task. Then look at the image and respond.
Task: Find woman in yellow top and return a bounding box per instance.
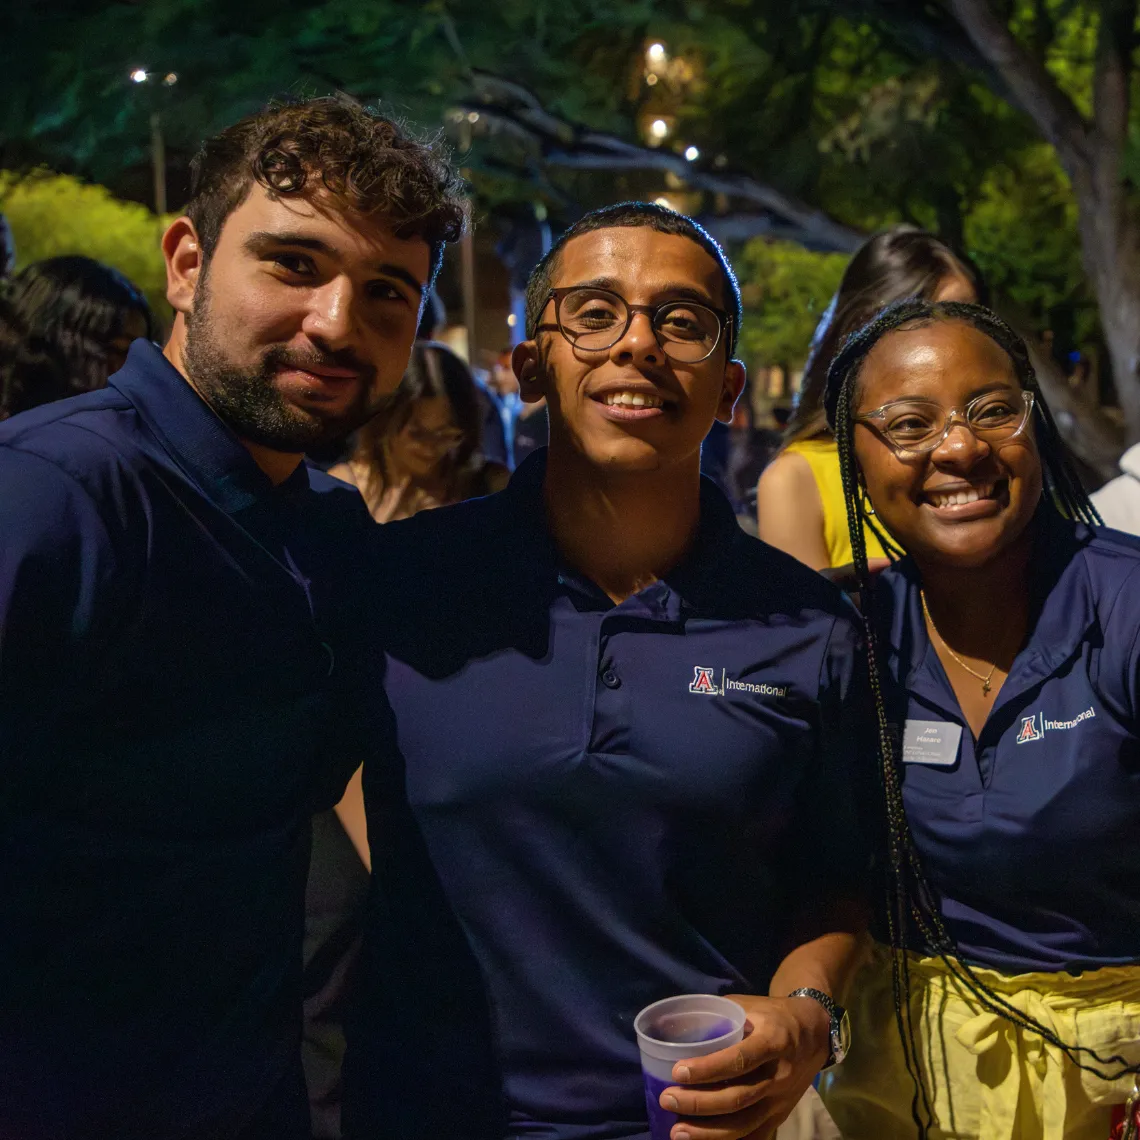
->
[756,226,984,568]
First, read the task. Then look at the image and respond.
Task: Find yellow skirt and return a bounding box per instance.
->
[819,943,1140,1140]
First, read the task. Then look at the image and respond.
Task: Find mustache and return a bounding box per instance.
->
[262,344,376,381]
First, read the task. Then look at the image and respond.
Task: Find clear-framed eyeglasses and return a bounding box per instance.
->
[537,286,731,363]
[855,389,1035,458]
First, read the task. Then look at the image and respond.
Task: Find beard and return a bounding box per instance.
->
[182,275,382,452]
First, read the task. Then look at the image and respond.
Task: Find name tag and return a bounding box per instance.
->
[903,720,962,766]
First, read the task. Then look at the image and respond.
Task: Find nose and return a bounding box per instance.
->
[931,413,991,470]
[300,276,357,349]
[610,309,662,367]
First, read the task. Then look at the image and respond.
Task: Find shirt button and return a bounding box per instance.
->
[600,667,621,689]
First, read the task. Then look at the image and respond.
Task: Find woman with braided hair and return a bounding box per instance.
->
[815,298,1140,1140]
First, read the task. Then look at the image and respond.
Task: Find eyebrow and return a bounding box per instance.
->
[244,231,425,296]
[566,276,721,309]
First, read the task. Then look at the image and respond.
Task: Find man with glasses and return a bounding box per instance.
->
[345,203,871,1140]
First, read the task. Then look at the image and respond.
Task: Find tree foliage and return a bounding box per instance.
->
[735,239,848,368]
[0,172,170,317]
[0,0,1130,441]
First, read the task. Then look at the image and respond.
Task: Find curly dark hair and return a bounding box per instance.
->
[0,256,155,418]
[186,94,469,283]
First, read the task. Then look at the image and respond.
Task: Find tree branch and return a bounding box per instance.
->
[947,0,1092,175]
[1092,0,1136,149]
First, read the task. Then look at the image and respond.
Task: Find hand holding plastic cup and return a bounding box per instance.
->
[634,994,747,1140]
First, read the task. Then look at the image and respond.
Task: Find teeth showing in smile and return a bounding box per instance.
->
[927,482,995,509]
[601,391,664,409]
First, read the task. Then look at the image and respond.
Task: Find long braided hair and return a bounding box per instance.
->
[824,299,1117,1135]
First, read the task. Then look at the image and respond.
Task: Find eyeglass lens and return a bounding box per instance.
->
[558,288,721,362]
[875,392,1031,453]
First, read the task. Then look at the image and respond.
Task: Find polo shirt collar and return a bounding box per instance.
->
[885,507,1097,719]
[108,340,309,513]
[504,448,742,621]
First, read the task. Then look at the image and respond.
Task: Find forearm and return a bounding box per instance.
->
[769,897,869,1000]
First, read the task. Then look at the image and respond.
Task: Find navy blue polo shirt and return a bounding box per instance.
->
[878,513,1140,973]
[345,451,870,1140]
[0,341,376,1138]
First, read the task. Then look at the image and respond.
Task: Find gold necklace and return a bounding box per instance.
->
[920,591,997,696]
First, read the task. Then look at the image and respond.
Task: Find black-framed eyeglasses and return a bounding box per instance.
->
[536,286,731,363]
[855,390,1035,458]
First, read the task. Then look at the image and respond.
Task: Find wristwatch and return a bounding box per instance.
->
[787,987,851,1069]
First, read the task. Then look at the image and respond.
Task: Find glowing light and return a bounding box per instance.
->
[647,42,667,63]
[130,68,148,83]
[654,196,675,210]
[467,111,480,123]
[684,145,700,162]
[163,72,178,86]
[645,73,658,86]
[507,314,518,328]
[650,119,669,139]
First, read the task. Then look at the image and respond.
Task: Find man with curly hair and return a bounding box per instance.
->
[0,96,466,1139]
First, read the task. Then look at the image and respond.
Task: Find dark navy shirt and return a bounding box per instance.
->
[0,341,374,1138]
[346,452,869,1140]
[878,513,1140,973]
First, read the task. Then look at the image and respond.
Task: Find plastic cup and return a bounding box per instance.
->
[634,994,747,1140]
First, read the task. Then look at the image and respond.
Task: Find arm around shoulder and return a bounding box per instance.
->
[757,451,830,571]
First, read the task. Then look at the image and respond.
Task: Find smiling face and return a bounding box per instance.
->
[517,227,745,475]
[853,319,1043,570]
[170,183,432,452]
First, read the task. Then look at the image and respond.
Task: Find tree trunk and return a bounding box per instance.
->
[1069,161,1140,444]
[947,0,1140,451]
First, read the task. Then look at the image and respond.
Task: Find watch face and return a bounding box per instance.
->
[832,1008,851,1065]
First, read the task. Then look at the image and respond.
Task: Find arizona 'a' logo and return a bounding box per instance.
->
[689,666,720,696]
[1017,712,1044,744]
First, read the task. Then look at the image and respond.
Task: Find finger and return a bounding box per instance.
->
[673,1022,786,1085]
[668,1100,779,1140]
[659,1063,776,1117]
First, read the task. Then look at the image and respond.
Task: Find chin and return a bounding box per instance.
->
[914,523,1023,570]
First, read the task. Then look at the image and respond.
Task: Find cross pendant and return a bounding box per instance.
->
[982,679,992,696]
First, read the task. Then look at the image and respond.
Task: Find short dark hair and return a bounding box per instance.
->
[186,95,468,284]
[524,201,742,355]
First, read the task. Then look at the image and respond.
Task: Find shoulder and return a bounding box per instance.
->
[0,387,143,493]
[1076,525,1140,624]
[0,390,147,535]
[757,447,818,493]
[721,527,858,627]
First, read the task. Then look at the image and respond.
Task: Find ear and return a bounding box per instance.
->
[163,216,203,315]
[714,359,747,425]
[512,340,547,405]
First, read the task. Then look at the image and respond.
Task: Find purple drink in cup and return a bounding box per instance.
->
[634,995,747,1140]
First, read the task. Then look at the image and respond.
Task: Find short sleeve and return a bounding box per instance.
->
[0,446,122,717]
[790,609,877,903]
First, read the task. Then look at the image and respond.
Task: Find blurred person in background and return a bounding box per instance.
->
[0,213,15,278]
[1091,442,1140,534]
[330,340,507,522]
[701,389,782,527]
[0,255,155,419]
[756,227,985,570]
[478,345,521,468]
